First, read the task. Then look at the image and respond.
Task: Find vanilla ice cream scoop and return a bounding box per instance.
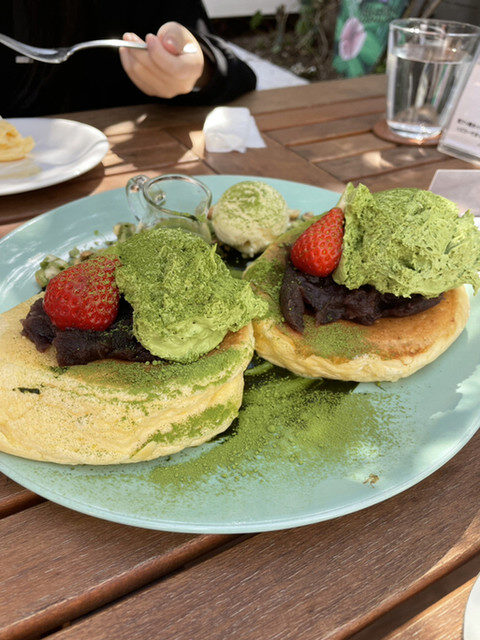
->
[211,181,289,257]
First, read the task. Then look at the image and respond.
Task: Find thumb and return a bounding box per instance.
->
[157,22,197,55]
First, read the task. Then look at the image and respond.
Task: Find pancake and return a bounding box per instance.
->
[0,296,254,465]
[245,230,470,382]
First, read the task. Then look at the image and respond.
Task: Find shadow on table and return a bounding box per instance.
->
[0,163,106,227]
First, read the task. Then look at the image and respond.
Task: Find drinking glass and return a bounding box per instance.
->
[126,174,212,242]
[386,19,480,140]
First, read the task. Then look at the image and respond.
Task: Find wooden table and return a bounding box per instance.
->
[1,75,478,640]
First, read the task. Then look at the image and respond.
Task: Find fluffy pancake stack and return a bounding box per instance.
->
[0,296,254,464]
[0,227,265,465]
[245,184,479,382]
[245,231,469,382]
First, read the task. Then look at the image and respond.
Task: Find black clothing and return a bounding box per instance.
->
[2,1,256,116]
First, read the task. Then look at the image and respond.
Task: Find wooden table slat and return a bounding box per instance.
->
[0,221,22,240]
[166,126,345,193]
[101,145,199,176]
[0,502,231,640]
[291,132,395,164]
[56,76,386,135]
[231,74,387,115]
[269,113,382,147]
[349,542,480,639]
[0,474,42,519]
[106,128,182,148]
[359,157,475,191]
[45,432,480,640]
[384,578,474,640]
[255,96,385,132]
[318,145,447,182]
[203,135,345,192]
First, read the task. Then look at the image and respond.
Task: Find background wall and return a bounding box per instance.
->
[204,0,299,18]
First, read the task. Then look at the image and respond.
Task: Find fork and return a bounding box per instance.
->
[0,33,147,63]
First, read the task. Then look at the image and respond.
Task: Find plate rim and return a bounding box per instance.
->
[464,572,480,640]
[0,117,109,196]
[1,412,479,534]
[1,176,479,533]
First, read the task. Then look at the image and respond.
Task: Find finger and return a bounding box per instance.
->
[122,31,145,44]
[121,57,171,97]
[121,44,179,97]
[144,32,178,70]
[119,32,148,73]
[120,31,146,55]
[146,31,203,83]
[120,34,164,96]
[157,21,199,56]
[123,66,156,96]
[121,27,203,97]
[121,33,162,79]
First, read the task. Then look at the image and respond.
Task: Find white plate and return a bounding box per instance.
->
[0,118,109,195]
[464,574,480,640]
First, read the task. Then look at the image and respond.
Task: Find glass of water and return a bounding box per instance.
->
[387,19,480,140]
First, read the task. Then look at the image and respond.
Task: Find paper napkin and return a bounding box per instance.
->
[203,107,266,153]
[429,169,480,226]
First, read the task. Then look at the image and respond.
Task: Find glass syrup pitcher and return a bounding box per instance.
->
[126,173,212,242]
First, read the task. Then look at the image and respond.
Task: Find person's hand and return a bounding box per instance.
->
[119,22,206,99]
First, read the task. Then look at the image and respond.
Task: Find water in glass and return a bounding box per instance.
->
[387,43,472,139]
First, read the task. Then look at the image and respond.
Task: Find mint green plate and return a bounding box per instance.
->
[1,175,479,533]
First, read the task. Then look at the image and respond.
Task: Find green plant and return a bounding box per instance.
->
[273,4,289,53]
[294,0,340,66]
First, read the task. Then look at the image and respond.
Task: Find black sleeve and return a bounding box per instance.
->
[1,0,257,115]
[167,33,257,106]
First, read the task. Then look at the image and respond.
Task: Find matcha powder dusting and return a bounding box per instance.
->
[114,227,267,363]
[149,362,404,491]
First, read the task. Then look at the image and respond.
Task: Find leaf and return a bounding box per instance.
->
[249,10,263,30]
[345,57,366,78]
[359,31,385,67]
[332,54,349,75]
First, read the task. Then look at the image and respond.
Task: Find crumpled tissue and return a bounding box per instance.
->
[203,107,266,153]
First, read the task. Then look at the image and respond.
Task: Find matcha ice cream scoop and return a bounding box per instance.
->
[211,181,289,257]
[333,183,480,298]
[114,228,266,363]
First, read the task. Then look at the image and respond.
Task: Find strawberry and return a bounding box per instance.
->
[44,255,121,331]
[290,207,344,277]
